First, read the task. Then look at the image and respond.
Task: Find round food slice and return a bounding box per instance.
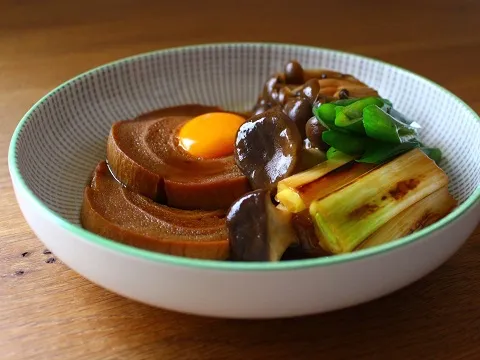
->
[106,104,251,210]
[81,161,229,260]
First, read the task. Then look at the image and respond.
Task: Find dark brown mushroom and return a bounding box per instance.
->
[290,211,330,257]
[262,74,290,105]
[282,97,313,139]
[299,79,321,104]
[305,116,329,151]
[227,189,298,261]
[284,60,304,85]
[234,109,302,189]
[252,98,273,115]
[277,86,293,105]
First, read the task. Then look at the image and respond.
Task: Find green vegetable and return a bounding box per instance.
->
[314,97,435,167]
[326,147,352,161]
[333,98,384,134]
[421,147,442,164]
[314,103,337,129]
[363,105,401,143]
[322,130,367,156]
[334,107,365,134]
[332,98,359,106]
[343,97,384,119]
[357,139,421,164]
[363,105,416,144]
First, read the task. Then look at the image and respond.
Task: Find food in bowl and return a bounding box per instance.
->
[80,60,457,261]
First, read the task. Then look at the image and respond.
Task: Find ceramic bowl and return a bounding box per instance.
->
[8,43,480,319]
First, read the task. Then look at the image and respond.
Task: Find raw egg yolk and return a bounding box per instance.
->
[178,112,245,158]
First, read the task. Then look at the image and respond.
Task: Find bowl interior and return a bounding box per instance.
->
[10,43,480,239]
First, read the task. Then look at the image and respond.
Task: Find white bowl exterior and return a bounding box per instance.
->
[9,44,480,318]
[13,180,480,319]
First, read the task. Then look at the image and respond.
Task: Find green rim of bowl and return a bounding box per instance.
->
[8,42,480,271]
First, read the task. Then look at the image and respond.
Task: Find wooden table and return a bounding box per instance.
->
[1,1,479,359]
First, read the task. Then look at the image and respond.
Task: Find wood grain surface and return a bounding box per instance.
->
[1,1,479,359]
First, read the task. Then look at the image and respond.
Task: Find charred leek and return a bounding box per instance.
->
[276,156,353,213]
[357,186,457,250]
[309,149,449,254]
[276,159,375,213]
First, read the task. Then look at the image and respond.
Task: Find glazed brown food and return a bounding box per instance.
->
[250,60,378,143]
[82,59,452,262]
[234,109,303,189]
[107,104,251,210]
[257,62,376,110]
[227,189,298,261]
[81,161,229,260]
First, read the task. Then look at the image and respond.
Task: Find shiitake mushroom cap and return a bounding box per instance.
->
[234,109,303,190]
[227,189,297,261]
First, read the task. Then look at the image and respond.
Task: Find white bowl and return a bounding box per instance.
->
[8,43,480,319]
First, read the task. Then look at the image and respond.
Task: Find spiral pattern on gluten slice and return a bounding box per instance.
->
[106,105,251,210]
[81,161,229,260]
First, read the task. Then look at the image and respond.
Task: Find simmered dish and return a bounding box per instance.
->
[81,60,457,261]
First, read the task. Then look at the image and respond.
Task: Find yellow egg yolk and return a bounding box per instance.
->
[178,112,245,158]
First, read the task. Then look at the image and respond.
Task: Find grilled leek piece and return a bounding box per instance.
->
[309,149,449,254]
[357,186,456,250]
[276,159,376,213]
[276,156,352,213]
